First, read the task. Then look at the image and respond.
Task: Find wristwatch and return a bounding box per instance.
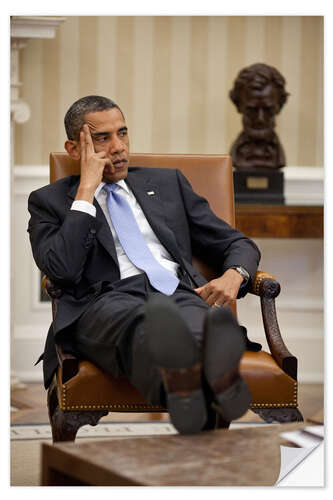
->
[230,266,250,283]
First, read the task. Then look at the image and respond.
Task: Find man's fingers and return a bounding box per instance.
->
[196,273,242,308]
[207,290,226,307]
[206,293,219,307]
[196,286,211,302]
[197,285,235,306]
[97,154,112,168]
[198,287,219,305]
[80,130,86,162]
[95,151,111,164]
[212,296,235,308]
[212,290,237,307]
[83,124,95,155]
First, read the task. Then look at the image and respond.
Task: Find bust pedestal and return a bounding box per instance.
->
[233,169,284,205]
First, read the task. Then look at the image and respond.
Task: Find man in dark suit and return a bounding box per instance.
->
[28,95,261,434]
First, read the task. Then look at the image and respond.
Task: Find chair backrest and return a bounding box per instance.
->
[49,152,236,312]
[50,152,234,226]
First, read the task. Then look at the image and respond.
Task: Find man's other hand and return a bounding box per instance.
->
[194,268,244,307]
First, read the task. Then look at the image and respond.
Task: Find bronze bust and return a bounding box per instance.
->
[229,63,289,171]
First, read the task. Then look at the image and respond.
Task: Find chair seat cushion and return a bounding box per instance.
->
[57,350,298,411]
[240,351,297,409]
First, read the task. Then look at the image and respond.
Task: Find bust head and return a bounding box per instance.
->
[230,63,289,141]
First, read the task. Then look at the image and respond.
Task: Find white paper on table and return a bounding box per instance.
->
[303,425,324,439]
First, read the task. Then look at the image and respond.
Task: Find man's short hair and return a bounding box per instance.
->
[64,95,124,140]
[230,63,289,112]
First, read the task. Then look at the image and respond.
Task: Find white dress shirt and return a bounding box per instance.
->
[71,180,180,280]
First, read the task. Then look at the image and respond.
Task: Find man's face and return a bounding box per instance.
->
[239,84,280,140]
[83,108,130,183]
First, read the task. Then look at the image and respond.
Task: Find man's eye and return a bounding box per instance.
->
[119,130,127,137]
[95,136,108,142]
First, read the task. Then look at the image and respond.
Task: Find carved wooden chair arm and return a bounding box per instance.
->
[250,271,297,380]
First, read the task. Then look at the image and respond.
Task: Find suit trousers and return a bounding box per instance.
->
[71,273,214,405]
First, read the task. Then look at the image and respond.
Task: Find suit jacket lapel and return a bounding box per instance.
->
[93,199,119,265]
[126,171,185,266]
[67,177,119,266]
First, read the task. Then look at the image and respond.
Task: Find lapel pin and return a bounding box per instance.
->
[147,191,155,196]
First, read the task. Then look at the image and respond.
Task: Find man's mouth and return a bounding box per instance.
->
[111,158,128,169]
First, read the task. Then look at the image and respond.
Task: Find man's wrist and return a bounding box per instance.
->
[75,185,96,204]
[228,266,250,284]
[223,268,244,287]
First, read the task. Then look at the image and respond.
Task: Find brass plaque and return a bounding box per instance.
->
[246,176,269,189]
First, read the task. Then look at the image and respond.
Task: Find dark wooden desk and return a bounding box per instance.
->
[235,205,323,238]
[41,422,307,486]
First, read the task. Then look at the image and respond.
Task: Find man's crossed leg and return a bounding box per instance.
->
[73,275,251,434]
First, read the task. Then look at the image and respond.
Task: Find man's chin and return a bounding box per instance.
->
[102,167,128,184]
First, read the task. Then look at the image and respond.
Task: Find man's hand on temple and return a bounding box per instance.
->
[194,268,244,307]
[75,124,111,204]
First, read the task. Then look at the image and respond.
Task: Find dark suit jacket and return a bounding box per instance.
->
[28,167,261,388]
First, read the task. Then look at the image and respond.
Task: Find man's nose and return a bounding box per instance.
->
[108,136,124,154]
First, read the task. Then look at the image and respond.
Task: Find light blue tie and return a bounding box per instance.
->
[103,183,179,295]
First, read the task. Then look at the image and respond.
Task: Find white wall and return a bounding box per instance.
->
[237,238,324,383]
[13,167,51,381]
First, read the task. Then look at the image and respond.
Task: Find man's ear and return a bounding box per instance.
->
[65,140,80,160]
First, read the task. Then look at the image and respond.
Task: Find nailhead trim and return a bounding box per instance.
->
[61,403,165,410]
[60,384,164,411]
[253,272,275,295]
[59,381,298,411]
[250,381,298,407]
[250,404,297,408]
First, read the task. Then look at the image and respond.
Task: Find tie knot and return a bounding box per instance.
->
[103,183,118,194]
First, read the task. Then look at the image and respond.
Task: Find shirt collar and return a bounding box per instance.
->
[95,179,129,198]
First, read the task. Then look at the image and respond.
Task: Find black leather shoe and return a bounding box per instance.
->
[144,295,207,434]
[203,306,252,422]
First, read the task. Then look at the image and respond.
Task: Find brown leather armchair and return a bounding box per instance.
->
[44,153,303,442]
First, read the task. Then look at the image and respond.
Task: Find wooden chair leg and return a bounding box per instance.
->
[47,380,108,442]
[251,407,304,424]
[50,407,108,442]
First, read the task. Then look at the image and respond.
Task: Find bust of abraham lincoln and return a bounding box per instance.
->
[229,63,289,171]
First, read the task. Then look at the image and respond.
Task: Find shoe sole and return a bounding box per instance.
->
[204,308,252,422]
[144,295,207,434]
